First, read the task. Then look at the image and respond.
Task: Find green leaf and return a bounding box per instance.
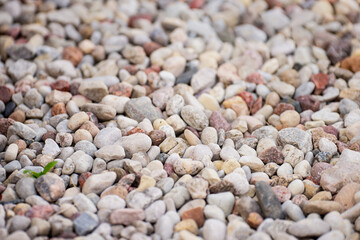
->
[43,161,58,175]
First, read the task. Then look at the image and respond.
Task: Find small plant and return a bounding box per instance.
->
[23,161,58,178]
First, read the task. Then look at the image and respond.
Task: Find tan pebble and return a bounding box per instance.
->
[265,92,280,107]
[184,129,201,146]
[137,175,156,191]
[280,110,300,127]
[73,129,93,143]
[68,112,89,130]
[222,159,241,174]
[174,219,199,235]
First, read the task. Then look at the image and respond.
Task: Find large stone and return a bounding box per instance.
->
[181,105,209,131]
[278,128,313,153]
[82,171,117,195]
[287,218,330,238]
[255,181,285,219]
[34,173,65,202]
[78,80,108,102]
[120,133,152,156]
[320,149,360,193]
[110,209,145,225]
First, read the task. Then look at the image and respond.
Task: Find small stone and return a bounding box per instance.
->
[68,112,89,131]
[209,111,230,132]
[74,212,98,236]
[95,145,125,162]
[110,209,145,225]
[62,46,83,66]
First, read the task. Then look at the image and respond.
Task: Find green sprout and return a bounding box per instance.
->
[23,161,58,178]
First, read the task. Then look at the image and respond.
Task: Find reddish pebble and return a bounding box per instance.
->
[127,127,145,135]
[311,73,328,94]
[62,46,83,66]
[181,207,204,227]
[238,92,254,108]
[79,172,92,189]
[245,72,265,85]
[321,125,338,139]
[295,95,320,112]
[209,111,231,132]
[145,65,161,74]
[247,212,263,229]
[250,96,262,115]
[25,205,55,220]
[69,82,80,95]
[51,102,66,116]
[291,194,308,206]
[42,131,56,142]
[273,103,295,115]
[118,174,136,190]
[310,162,332,185]
[0,118,15,135]
[149,130,166,146]
[50,79,70,92]
[128,14,152,28]
[272,185,291,203]
[189,0,205,9]
[15,139,27,153]
[259,146,284,164]
[0,86,13,103]
[164,163,174,176]
[109,83,133,97]
[124,65,139,75]
[143,41,162,56]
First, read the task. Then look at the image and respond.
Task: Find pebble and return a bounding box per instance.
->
[287,218,330,238]
[82,171,117,195]
[255,181,285,219]
[34,173,65,202]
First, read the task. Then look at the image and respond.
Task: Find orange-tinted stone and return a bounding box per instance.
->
[181,207,204,227]
[8,110,25,122]
[247,212,263,229]
[310,73,328,95]
[127,127,145,135]
[51,102,66,116]
[50,79,70,92]
[340,56,360,73]
[143,41,162,56]
[62,46,83,66]
[245,72,265,85]
[273,103,295,115]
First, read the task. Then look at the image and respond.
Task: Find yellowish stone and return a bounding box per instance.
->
[184,129,201,146]
[137,175,156,191]
[310,191,332,202]
[198,94,220,111]
[153,119,168,130]
[174,219,199,235]
[223,96,249,116]
[213,161,224,171]
[222,159,241,174]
